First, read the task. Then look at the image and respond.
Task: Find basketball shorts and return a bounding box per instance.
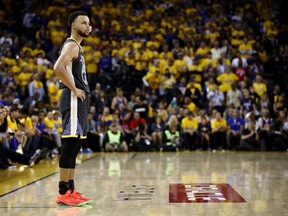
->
[60,88,89,139]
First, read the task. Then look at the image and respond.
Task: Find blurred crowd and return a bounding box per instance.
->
[1,0,288,168]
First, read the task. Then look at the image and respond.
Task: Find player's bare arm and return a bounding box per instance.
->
[54,42,86,101]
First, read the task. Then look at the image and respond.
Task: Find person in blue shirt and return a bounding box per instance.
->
[98,49,112,74]
[0,90,14,106]
[240,88,256,116]
[98,49,112,87]
[227,108,244,150]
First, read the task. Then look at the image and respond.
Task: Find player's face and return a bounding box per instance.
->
[73,15,90,38]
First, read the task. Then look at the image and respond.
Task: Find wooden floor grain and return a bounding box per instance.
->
[0,152,287,216]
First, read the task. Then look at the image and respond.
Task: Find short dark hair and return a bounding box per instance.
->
[10,104,19,112]
[67,11,88,28]
[21,107,29,115]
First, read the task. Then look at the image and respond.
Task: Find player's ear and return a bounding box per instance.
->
[71,22,76,30]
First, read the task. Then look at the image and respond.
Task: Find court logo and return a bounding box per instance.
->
[115,185,155,201]
[169,183,246,203]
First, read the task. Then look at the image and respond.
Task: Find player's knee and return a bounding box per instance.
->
[59,138,81,168]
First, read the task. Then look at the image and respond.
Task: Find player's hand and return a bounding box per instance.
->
[73,88,86,102]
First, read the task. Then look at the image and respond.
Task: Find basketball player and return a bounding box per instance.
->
[54,11,92,206]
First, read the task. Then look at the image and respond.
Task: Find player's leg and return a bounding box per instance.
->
[57,138,88,206]
[69,138,93,203]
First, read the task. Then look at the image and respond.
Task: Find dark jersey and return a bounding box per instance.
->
[241,98,253,112]
[59,38,90,94]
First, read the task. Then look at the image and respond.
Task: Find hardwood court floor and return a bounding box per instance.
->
[0,151,287,216]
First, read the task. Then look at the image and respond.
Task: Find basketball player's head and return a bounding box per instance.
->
[67,11,91,38]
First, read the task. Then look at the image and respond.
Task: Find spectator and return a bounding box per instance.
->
[227,108,244,150]
[216,54,230,74]
[0,90,15,106]
[183,96,197,114]
[203,77,217,97]
[111,87,128,114]
[91,84,107,115]
[19,107,36,146]
[241,88,256,117]
[181,110,199,150]
[256,108,273,150]
[104,122,128,152]
[44,111,61,154]
[175,76,188,101]
[34,110,56,158]
[6,125,44,167]
[217,66,239,93]
[101,107,113,127]
[132,123,154,152]
[258,92,271,111]
[127,94,137,111]
[160,69,176,103]
[236,122,258,151]
[234,59,247,81]
[46,76,60,108]
[273,94,287,116]
[151,116,164,150]
[232,53,248,68]
[210,41,222,61]
[22,92,40,114]
[2,71,17,92]
[211,111,227,151]
[197,109,210,123]
[226,82,242,109]
[198,117,211,150]
[6,104,20,133]
[248,60,264,82]
[157,101,168,122]
[28,74,45,101]
[86,48,99,90]
[165,114,181,131]
[142,70,162,94]
[184,79,202,106]
[253,75,267,98]
[129,112,146,132]
[0,138,16,169]
[82,111,99,152]
[239,37,254,60]
[96,115,108,152]
[161,123,181,152]
[207,85,225,113]
[98,49,112,81]
[111,53,123,75]
[273,110,288,151]
[0,105,9,147]
[52,110,62,135]
[120,111,133,149]
[280,110,288,135]
[133,95,149,120]
[174,52,189,77]
[1,136,42,168]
